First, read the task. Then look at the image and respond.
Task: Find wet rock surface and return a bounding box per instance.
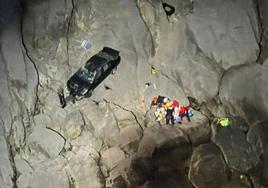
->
[0,0,268,187]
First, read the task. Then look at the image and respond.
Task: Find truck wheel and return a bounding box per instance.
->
[112,67,117,75]
[85,89,93,98]
[75,95,84,101]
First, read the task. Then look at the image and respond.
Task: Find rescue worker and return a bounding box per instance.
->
[170,100,179,109]
[58,88,66,108]
[166,108,174,125]
[217,118,230,127]
[179,105,191,122]
[155,106,166,122]
[156,95,166,106]
[150,96,158,109]
[173,106,181,123]
[184,105,193,118]
[150,95,166,108]
[165,99,171,110]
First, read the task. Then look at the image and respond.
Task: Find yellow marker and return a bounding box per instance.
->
[151,66,157,76]
[217,118,230,127]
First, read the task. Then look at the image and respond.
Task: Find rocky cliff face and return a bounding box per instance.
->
[0,0,268,187]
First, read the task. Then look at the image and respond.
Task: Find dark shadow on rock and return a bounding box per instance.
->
[247,121,268,186]
[152,137,192,167]
[260,148,268,186]
[141,169,191,188]
[128,137,193,187]
[110,175,127,188]
[0,0,20,31]
[128,157,154,186]
[247,121,268,156]
[230,116,249,133]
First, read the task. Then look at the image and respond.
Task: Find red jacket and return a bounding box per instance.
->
[184,105,190,111]
[171,100,179,109]
[179,106,186,115]
[179,105,191,115]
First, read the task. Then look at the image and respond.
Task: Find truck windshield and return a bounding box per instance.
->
[78,66,96,84]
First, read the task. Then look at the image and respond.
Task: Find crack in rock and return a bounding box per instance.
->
[245,173,255,188]
[45,127,71,156]
[102,98,144,138]
[78,110,86,136]
[66,171,77,188]
[66,0,75,68]
[20,12,40,116]
[8,144,18,188]
[0,116,17,188]
[255,0,264,64]
[22,158,34,171]
[89,150,106,187]
[4,120,18,188]
[135,0,156,57]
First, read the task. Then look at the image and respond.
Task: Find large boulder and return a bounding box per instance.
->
[128,156,154,186]
[247,121,268,185]
[79,100,120,144]
[247,121,268,156]
[28,128,65,158]
[137,0,222,103]
[258,0,268,63]
[188,143,230,188]
[110,126,143,155]
[101,147,125,171]
[129,155,192,188]
[17,157,69,188]
[111,106,144,130]
[138,126,187,156]
[18,150,105,188]
[174,52,222,102]
[223,170,254,188]
[219,63,268,124]
[211,118,260,173]
[186,0,260,69]
[60,110,84,140]
[42,108,85,141]
[152,135,192,168]
[130,151,193,188]
[132,126,192,187]
[65,153,105,188]
[261,148,268,186]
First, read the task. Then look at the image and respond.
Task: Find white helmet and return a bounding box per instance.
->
[163,97,168,103]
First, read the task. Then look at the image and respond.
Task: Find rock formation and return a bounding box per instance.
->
[0,0,268,187]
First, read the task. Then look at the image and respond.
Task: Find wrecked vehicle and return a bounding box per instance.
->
[67,47,121,100]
